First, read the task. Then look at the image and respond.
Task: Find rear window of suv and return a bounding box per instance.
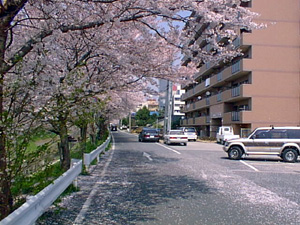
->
[287,129,300,139]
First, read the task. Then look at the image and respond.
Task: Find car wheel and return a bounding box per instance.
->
[282,148,298,163]
[228,146,242,160]
[184,143,187,146]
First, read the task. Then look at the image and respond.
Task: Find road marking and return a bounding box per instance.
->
[156,143,181,155]
[143,152,153,161]
[73,135,115,225]
[240,160,259,172]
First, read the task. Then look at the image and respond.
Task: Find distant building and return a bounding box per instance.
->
[136,99,159,112]
[147,99,159,112]
[172,84,185,117]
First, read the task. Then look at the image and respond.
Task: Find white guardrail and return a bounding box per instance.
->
[83,135,111,169]
[0,134,111,225]
[0,160,82,225]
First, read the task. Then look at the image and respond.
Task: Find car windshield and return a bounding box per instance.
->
[170,131,184,135]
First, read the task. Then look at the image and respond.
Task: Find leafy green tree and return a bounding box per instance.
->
[135,106,150,126]
[122,117,129,126]
[135,106,158,126]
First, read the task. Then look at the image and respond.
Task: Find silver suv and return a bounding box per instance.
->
[223,127,300,163]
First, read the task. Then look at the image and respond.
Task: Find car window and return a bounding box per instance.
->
[269,129,288,139]
[144,129,157,134]
[253,130,270,139]
[170,131,184,135]
[287,129,300,139]
[147,130,158,133]
[184,128,195,132]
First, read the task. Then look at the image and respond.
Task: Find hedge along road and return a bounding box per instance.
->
[37,130,300,225]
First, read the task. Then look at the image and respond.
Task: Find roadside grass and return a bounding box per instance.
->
[12,129,110,210]
[12,161,63,211]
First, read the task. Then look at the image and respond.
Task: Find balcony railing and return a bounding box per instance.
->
[232,60,241,74]
[232,86,240,97]
[217,71,223,81]
[232,111,240,121]
[206,97,210,105]
[232,37,241,48]
[217,92,222,102]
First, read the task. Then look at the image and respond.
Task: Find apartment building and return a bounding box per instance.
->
[181,0,300,138]
[173,84,185,117]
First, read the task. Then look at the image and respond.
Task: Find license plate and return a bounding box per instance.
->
[150,136,154,138]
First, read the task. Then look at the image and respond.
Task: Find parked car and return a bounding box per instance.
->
[180,127,197,141]
[164,130,188,146]
[138,128,160,142]
[216,126,240,144]
[223,126,300,162]
[120,125,127,130]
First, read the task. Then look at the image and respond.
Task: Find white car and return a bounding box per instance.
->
[180,127,197,141]
[164,130,188,146]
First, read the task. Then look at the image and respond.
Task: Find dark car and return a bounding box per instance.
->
[110,124,117,131]
[138,128,160,142]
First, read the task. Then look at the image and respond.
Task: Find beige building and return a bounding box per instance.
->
[181,0,300,138]
[136,99,159,112]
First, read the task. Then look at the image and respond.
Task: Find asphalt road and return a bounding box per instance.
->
[38,130,300,225]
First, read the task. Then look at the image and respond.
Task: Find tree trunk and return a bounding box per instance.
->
[59,120,70,171]
[80,125,87,158]
[96,116,106,141]
[0,21,12,220]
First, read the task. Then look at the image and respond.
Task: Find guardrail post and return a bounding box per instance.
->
[71,159,79,188]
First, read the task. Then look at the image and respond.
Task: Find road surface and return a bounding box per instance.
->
[37,130,300,224]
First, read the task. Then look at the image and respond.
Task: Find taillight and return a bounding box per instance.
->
[144,135,150,138]
[181,137,188,139]
[155,135,159,138]
[170,137,176,139]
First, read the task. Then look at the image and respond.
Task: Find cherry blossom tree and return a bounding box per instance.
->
[0,0,263,219]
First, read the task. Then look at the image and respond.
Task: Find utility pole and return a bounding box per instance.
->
[126,93,131,133]
[129,111,131,132]
[164,80,173,135]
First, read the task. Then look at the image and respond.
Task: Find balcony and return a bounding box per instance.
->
[222,84,252,102]
[181,116,210,126]
[182,84,252,113]
[223,110,252,124]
